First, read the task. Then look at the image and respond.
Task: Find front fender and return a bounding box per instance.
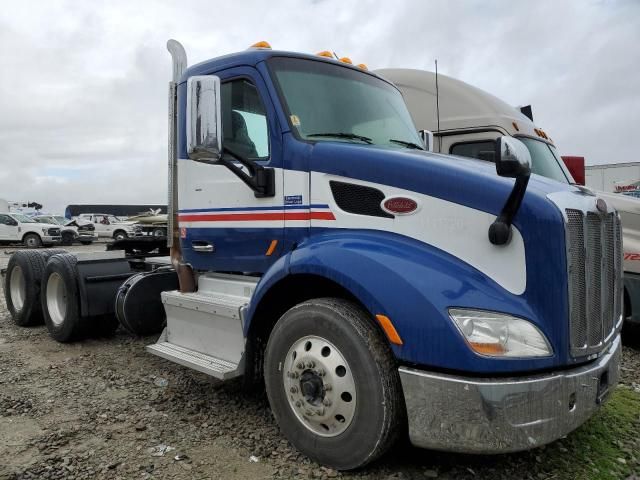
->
[268,229,562,374]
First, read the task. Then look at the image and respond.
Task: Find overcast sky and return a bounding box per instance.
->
[1,0,638,213]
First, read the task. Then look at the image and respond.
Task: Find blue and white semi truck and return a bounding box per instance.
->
[2,41,623,469]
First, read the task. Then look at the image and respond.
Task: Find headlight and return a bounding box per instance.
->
[448,308,552,358]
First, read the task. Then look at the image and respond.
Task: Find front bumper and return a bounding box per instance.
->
[42,235,62,245]
[399,334,621,454]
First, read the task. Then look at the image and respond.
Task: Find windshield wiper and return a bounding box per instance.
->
[307,132,373,144]
[389,139,424,150]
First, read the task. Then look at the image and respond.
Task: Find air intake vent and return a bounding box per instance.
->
[329,181,393,219]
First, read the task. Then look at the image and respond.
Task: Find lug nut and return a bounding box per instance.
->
[323,398,332,407]
[296,362,305,369]
[305,410,314,416]
[290,386,298,393]
[306,361,315,368]
[295,400,302,407]
[316,408,325,416]
[317,369,326,377]
[324,383,332,391]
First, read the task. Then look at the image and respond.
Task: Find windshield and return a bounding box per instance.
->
[12,214,35,223]
[517,137,574,184]
[54,216,67,224]
[269,57,423,150]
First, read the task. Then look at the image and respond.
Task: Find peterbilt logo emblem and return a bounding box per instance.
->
[381,197,419,215]
[596,198,607,214]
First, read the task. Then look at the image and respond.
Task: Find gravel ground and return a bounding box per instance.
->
[0,245,639,480]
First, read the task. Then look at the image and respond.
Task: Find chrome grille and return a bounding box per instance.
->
[566,209,622,356]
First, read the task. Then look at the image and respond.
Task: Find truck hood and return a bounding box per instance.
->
[309,142,577,218]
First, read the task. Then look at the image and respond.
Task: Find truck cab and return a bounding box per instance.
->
[156,45,621,466]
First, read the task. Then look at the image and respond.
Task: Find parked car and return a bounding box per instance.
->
[34,215,97,246]
[0,212,61,248]
[77,213,141,240]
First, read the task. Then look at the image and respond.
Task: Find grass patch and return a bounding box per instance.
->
[539,386,640,480]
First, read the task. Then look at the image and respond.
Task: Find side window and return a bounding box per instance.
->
[221,79,269,160]
[0,214,11,225]
[451,141,496,163]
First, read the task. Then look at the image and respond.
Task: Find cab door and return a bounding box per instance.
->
[179,67,284,273]
[0,214,18,240]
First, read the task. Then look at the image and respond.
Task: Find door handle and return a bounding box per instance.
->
[192,241,214,253]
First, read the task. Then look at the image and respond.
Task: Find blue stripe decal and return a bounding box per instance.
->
[179,204,329,213]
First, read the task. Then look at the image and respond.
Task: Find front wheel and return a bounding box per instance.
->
[264,298,405,470]
[61,231,74,246]
[23,233,42,248]
[113,231,127,241]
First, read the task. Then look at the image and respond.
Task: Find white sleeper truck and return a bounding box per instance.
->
[2,42,623,470]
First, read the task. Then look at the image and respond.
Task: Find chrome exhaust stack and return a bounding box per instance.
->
[166,40,195,292]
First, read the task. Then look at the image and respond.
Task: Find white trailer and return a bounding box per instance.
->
[586,162,640,196]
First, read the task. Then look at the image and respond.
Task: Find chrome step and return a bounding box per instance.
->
[162,290,247,319]
[146,341,241,380]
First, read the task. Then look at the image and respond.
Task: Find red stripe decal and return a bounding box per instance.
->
[178,211,335,222]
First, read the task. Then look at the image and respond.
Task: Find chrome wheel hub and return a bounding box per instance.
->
[9,266,26,311]
[283,335,356,437]
[46,273,67,326]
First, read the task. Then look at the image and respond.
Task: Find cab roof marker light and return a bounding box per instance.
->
[448,308,552,358]
[250,41,272,50]
[339,57,353,64]
[357,63,368,70]
[316,51,334,58]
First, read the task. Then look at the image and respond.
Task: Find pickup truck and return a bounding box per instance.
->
[34,215,97,245]
[0,212,61,247]
[77,213,141,240]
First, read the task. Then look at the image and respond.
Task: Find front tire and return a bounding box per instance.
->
[23,233,42,248]
[264,298,404,470]
[113,230,127,241]
[61,231,74,246]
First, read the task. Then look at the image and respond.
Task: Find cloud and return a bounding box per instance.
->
[0,0,638,212]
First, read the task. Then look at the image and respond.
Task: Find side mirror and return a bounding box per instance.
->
[187,75,222,161]
[495,136,531,178]
[489,136,532,246]
[418,129,434,152]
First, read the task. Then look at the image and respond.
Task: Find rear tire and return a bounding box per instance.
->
[41,253,86,342]
[4,251,48,326]
[264,298,404,470]
[23,233,42,249]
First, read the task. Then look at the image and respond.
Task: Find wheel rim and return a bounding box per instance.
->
[283,335,357,437]
[9,266,26,311]
[46,273,67,326]
[26,236,37,247]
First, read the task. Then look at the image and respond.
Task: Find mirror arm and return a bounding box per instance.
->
[218,147,275,198]
[488,173,530,246]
